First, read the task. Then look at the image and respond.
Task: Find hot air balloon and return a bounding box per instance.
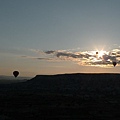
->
[13,71,19,78]
[112,61,117,67]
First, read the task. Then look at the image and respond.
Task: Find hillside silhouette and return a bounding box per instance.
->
[0,73,120,119]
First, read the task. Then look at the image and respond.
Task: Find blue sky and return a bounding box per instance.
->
[1,0,120,77]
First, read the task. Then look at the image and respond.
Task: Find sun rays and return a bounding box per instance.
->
[96,50,106,58]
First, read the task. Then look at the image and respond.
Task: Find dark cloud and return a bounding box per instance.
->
[36,58,48,60]
[56,52,80,58]
[44,50,55,54]
[21,55,53,61]
[55,51,96,60]
[102,54,115,61]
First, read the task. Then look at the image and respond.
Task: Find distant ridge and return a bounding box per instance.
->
[24,73,120,94]
[31,73,120,81]
[30,73,120,81]
[34,73,120,77]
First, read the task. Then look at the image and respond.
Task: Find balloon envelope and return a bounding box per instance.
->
[13,71,19,77]
[112,62,117,67]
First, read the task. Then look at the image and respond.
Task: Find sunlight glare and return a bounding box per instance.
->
[98,50,105,58]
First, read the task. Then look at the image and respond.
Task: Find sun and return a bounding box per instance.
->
[98,50,105,58]
[96,50,106,58]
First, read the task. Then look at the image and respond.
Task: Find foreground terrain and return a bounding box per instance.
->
[0,73,120,120]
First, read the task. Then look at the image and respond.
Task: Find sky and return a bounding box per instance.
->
[1,0,120,77]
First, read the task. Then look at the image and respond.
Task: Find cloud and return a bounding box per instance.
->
[21,47,120,67]
[21,55,51,60]
[44,50,55,54]
[21,55,61,62]
[43,48,120,67]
